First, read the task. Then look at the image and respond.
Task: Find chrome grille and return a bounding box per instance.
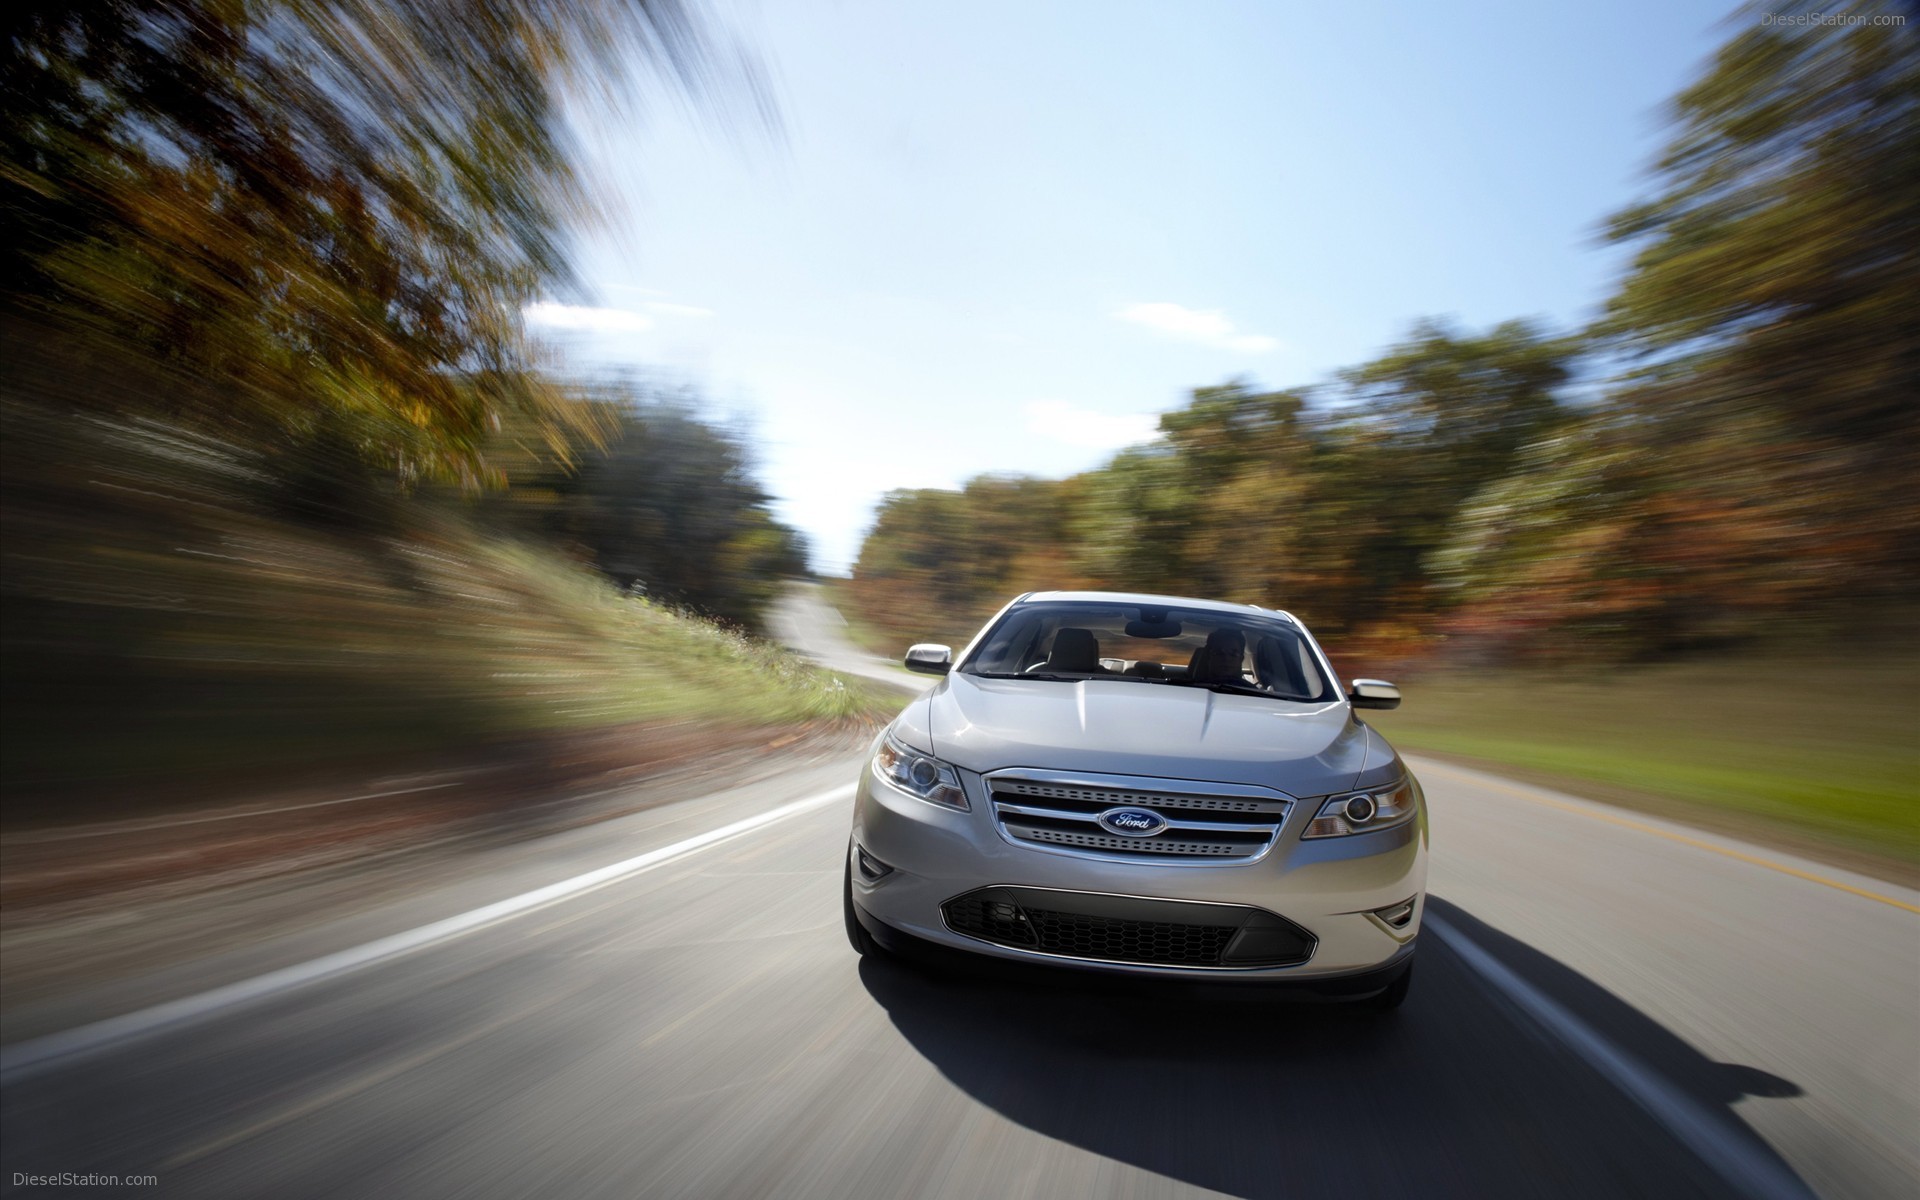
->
[992,781,1272,812]
[987,771,1292,862]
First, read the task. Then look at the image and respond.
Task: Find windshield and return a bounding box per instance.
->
[961,601,1335,702]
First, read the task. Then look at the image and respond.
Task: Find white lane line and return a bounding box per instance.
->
[1427,914,1814,1200]
[0,784,855,1084]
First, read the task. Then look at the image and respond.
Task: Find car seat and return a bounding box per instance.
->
[1045,627,1101,673]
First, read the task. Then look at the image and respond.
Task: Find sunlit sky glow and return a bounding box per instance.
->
[531,0,1734,572]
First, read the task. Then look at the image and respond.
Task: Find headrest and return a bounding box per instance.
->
[1047,627,1100,672]
[1253,635,1289,689]
[1205,627,1247,654]
[1193,627,1247,680]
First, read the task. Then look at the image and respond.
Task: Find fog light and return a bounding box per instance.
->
[855,845,894,880]
[1373,898,1416,929]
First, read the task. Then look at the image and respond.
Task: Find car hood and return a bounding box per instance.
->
[922,673,1373,796]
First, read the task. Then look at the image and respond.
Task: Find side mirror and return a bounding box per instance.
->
[1348,678,1401,710]
[904,643,952,676]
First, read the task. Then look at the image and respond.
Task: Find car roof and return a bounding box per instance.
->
[1015,590,1303,627]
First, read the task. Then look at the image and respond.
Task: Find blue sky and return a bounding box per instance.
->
[533,0,1738,572]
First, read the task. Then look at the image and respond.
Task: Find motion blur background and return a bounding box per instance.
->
[0,0,1916,1195]
[7,0,1911,875]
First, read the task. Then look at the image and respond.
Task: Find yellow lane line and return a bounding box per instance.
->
[1416,760,1920,915]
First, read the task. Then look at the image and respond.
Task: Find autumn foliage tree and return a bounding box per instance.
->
[852,4,1918,664]
[2,1,811,789]
[1447,1,1920,652]
[851,323,1579,663]
[3,0,742,489]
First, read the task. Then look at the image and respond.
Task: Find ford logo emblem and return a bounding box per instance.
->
[1096,807,1169,838]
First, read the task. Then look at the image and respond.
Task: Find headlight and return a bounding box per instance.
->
[872,730,969,811]
[1302,780,1415,838]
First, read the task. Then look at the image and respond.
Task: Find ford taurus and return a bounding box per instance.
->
[843,591,1425,1010]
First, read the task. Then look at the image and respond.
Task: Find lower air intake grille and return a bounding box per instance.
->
[1026,906,1236,965]
[944,896,1039,947]
[942,886,1315,969]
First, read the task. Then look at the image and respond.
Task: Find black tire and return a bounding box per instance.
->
[843,851,879,956]
[1359,962,1413,1013]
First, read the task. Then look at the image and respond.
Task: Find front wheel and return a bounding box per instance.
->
[843,850,879,956]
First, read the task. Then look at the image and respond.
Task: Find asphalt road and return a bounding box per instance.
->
[3,599,1916,1198]
[766,583,930,692]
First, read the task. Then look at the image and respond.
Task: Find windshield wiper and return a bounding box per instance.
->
[1165,678,1279,699]
[970,671,1082,682]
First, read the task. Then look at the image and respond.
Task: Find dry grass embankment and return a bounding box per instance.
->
[1370,641,1920,884]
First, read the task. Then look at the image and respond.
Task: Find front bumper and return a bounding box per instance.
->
[849,758,1427,982]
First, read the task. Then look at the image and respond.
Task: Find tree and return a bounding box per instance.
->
[2,0,753,488]
[1326,319,1574,614]
[531,394,806,629]
[851,475,1077,645]
[1588,0,1920,619]
[1600,1,1919,450]
[1147,383,1313,605]
[846,327,1575,655]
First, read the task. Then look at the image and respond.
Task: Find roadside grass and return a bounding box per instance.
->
[3,514,895,796]
[1368,646,1920,881]
[457,541,893,730]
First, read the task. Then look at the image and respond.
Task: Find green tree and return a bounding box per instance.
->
[1327,319,1574,613]
[2,0,751,487]
[1149,383,1313,605]
[847,326,1574,656]
[527,395,806,629]
[1516,0,1920,640]
[1600,0,1919,452]
[1069,446,1196,593]
[851,474,1077,645]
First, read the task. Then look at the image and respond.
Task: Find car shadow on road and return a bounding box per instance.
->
[856,894,1807,1199]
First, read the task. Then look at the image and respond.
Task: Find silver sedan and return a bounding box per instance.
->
[845,590,1426,1010]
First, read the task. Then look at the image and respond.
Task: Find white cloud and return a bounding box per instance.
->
[523,302,654,335]
[643,301,715,319]
[1024,401,1160,451]
[1115,302,1279,353]
[523,298,715,335]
